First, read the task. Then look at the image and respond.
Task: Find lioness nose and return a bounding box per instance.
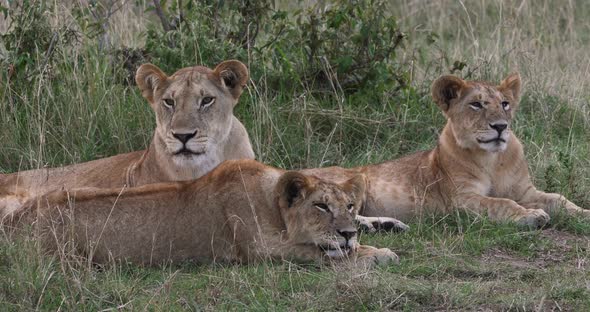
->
[172,131,197,144]
[337,230,357,241]
[490,122,507,133]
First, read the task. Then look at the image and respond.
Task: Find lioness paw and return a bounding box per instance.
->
[517,209,550,229]
[371,247,399,266]
[355,245,399,268]
[355,215,410,233]
[577,209,590,218]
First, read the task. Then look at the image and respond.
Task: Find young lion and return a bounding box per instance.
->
[0,60,254,215]
[8,160,398,267]
[305,73,588,227]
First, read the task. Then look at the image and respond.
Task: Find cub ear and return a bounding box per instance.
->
[431,75,466,112]
[277,171,313,209]
[136,64,168,104]
[213,60,249,100]
[498,72,521,102]
[341,174,367,208]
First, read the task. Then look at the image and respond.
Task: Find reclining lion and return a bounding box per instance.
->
[305,73,587,227]
[8,160,398,267]
[1,60,254,215]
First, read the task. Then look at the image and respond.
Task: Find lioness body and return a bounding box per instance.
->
[305,74,587,226]
[10,160,397,266]
[0,61,254,215]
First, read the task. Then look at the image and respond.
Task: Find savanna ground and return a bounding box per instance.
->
[1,0,590,310]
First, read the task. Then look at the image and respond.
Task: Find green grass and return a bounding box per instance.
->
[2,213,589,310]
[1,0,590,310]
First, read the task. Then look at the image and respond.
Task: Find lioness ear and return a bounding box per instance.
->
[213,60,249,100]
[498,72,521,102]
[341,174,367,208]
[431,75,466,112]
[136,64,168,104]
[277,171,312,209]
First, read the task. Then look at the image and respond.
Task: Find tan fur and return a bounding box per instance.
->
[0,60,255,216]
[6,160,398,267]
[305,73,588,227]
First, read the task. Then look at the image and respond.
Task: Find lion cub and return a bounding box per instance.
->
[8,160,398,267]
[306,73,587,227]
[0,60,254,216]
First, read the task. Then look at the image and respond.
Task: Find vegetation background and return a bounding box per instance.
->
[1,0,589,310]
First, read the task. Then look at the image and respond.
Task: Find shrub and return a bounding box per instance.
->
[0,0,79,85]
[143,0,411,96]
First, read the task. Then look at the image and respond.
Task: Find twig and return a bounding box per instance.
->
[98,301,134,312]
[153,0,171,32]
[258,24,286,51]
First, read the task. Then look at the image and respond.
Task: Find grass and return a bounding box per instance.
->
[2,214,589,310]
[1,0,590,310]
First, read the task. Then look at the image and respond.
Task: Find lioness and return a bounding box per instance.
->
[305,73,588,227]
[1,60,254,215]
[9,160,398,267]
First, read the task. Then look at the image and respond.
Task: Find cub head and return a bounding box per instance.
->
[431,73,521,152]
[276,172,366,259]
[135,60,249,165]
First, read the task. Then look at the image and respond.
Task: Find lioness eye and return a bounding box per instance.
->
[163,99,175,108]
[469,102,483,110]
[347,204,354,212]
[314,203,329,212]
[201,96,215,108]
[501,101,510,110]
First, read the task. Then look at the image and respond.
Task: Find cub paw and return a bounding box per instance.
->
[355,216,410,233]
[516,209,550,229]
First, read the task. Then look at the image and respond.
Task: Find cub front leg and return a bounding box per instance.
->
[455,192,550,228]
[355,215,410,233]
[520,190,590,217]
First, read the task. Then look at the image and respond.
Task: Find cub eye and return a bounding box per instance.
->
[469,102,483,110]
[347,204,354,212]
[163,99,175,108]
[501,101,510,110]
[314,203,329,212]
[201,96,215,108]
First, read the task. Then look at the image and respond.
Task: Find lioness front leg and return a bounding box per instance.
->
[355,215,410,233]
[455,192,550,228]
[520,190,589,217]
[353,245,399,268]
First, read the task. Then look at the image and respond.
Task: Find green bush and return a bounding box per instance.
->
[144,0,410,96]
[0,0,79,85]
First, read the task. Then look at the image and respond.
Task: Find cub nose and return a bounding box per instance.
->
[172,131,197,144]
[489,122,508,133]
[337,230,357,241]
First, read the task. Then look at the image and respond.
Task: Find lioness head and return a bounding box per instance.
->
[276,172,366,259]
[432,73,521,152]
[135,60,249,165]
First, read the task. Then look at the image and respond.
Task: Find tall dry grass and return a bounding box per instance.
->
[395,0,590,113]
